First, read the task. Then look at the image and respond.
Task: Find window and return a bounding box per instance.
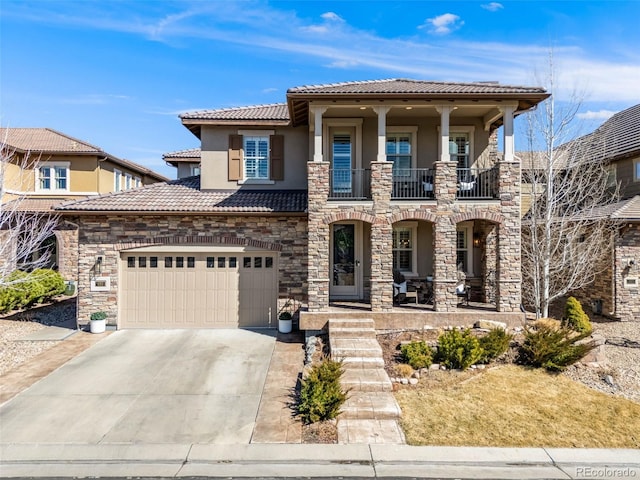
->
[127,257,135,268]
[190,165,201,176]
[176,256,184,268]
[165,256,173,268]
[244,136,269,179]
[138,257,146,268]
[456,223,473,275]
[207,257,215,268]
[265,257,273,268]
[606,164,617,188]
[150,257,158,268]
[387,127,417,177]
[218,257,226,268]
[114,169,122,192]
[134,177,141,188]
[450,132,470,169]
[187,257,195,268]
[243,257,251,268]
[38,163,69,191]
[254,257,262,268]
[392,223,418,275]
[229,257,237,268]
[635,159,640,182]
[124,173,132,190]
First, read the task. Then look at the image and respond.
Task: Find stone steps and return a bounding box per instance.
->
[328,318,404,444]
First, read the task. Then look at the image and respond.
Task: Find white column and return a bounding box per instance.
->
[311,106,327,162]
[437,106,451,162]
[501,106,515,162]
[373,106,391,162]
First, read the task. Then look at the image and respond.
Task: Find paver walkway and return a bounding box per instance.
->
[251,330,305,443]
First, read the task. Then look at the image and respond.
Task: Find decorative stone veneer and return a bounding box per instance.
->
[55,222,79,282]
[72,214,308,327]
[615,224,640,321]
[307,158,523,313]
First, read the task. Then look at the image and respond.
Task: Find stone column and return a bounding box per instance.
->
[433,161,458,311]
[370,161,393,311]
[307,162,330,312]
[496,160,522,312]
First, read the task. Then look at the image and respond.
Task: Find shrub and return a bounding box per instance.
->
[394,363,415,378]
[478,327,513,364]
[90,311,107,321]
[298,358,348,424]
[32,269,65,299]
[400,341,433,370]
[562,296,592,334]
[436,329,483,370]
[517,323,594,372]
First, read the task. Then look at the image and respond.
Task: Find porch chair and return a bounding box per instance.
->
[456,281,471,306]
[393,269,407,305]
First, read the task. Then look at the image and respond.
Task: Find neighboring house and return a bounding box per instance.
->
[57,79,549,329]
[566,105,640,321]
[0,128,168,281]
[163,147,201,179]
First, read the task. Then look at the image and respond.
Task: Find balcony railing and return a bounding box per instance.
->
[456,167,499,200]
[392,168,435,200]
[329,169,372,200]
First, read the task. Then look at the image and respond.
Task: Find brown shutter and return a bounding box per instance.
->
[228,134,243,181]
[270,134,284,181]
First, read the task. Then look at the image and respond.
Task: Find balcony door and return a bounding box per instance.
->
[329,127,356,196]
[330,222,362,299]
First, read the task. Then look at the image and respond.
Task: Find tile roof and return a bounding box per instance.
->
[163,147,201,159]
[180,103,289,122]
[565,104,640,162]
[55,176,308,213]
[3,197,75,213]
[287,78,548,95]
[0,128,102,153]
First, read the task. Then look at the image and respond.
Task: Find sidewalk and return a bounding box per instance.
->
[1,444,638,478]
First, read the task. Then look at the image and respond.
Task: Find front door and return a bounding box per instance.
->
[330,222,361,299]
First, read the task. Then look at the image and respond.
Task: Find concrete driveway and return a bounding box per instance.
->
[0,329,276,444]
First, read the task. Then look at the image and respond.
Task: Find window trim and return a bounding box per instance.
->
[238,129,274,184]
[392,221,418,277]
[35,162,70,192]
[114,169,122,192]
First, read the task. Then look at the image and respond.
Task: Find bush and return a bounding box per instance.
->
[32,269,65,299]
[298,358,348,424]
[436,329,483,370]
[562,296,592,334]
[400,341,433,369]
[478,328,513,364]
[394,363,415,378]
[517,323,594,372]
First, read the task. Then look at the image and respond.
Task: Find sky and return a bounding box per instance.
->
[1,0,639,179]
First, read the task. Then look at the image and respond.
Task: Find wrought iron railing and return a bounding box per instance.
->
[328,169,372,200]
[391,168,435,200]
[456,167,499,199]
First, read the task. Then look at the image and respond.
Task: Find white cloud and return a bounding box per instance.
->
[577,110,616,120]
[481,3,504,12]
[321,12,344,23]
[421,13,464,35]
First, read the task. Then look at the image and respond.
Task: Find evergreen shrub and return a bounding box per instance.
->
[562,296,592,334]
[517,323,594,372]
[437,328,483,370]
[400,341,433,369]
[478,327,513,364]
[298,358,348,424]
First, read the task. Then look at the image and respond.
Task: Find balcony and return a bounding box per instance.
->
[329,169,372,200]
[456,167,499,200]
[391,168,434,200]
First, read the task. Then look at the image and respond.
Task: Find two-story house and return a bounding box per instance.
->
[1,128,168,281]
[567,104,640,321]
[57,79,549,329]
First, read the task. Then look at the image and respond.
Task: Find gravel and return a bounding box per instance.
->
[0,298,77,376]
[562,320,640,403]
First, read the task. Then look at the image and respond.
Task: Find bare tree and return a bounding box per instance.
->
[520,56,620,318]
[1,140,60,287]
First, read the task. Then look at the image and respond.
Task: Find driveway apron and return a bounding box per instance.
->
[0,329,276,444]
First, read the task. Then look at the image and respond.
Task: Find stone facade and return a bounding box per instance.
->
[72,214,308,326]
[306,158,522,314]
[615,224,640,321]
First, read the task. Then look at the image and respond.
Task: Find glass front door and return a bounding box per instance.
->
[330,222,360,299]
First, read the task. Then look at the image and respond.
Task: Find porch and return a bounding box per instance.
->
[299,300,525,331]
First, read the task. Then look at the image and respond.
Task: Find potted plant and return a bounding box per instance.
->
[278,311,293,334]
[89,311,107,334]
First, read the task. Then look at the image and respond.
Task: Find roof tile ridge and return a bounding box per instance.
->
[288,78,399,91]
[44,127,104,152]
[181,102,287,116]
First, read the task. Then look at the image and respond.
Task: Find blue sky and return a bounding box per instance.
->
[2,0,639,179]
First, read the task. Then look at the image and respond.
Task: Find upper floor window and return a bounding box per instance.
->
[38,163,69,192]
[244,136,269,180]
[450,132,470,169]
[605,164,617,188]
[124,173,132,190]
[635,159,640,182]
[134,176,141,188]
[190,165,201,176]
[114,169,122,192]
[387,127,417,177]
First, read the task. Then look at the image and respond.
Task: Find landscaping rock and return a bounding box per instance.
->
[474,320,507,330]
[408,378,419,385]
[430,363,440,370]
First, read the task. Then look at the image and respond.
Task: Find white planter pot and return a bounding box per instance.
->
[90,319,106,334]
[278,318,292,334]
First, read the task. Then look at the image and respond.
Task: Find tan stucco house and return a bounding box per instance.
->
[57,79,550,329]
[1,128,168,280]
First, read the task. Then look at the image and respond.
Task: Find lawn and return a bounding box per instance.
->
[395,364,640,448]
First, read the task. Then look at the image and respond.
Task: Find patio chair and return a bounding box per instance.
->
[456,281,471,306]
[393,269,407,304]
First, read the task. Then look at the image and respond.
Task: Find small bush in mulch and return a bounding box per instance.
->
[517,323,594,372]
[436,328,484,370]
[400,341,433,369]
[478,328,514,364]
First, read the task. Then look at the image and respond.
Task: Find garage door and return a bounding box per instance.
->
[119,251,278,329]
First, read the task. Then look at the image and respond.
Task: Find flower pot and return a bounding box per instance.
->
[90,319,106,334]
[278,317,292,334]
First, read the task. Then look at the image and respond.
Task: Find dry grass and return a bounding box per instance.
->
[396,365,640,448]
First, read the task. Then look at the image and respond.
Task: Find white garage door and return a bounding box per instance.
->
[119,250,278,328]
